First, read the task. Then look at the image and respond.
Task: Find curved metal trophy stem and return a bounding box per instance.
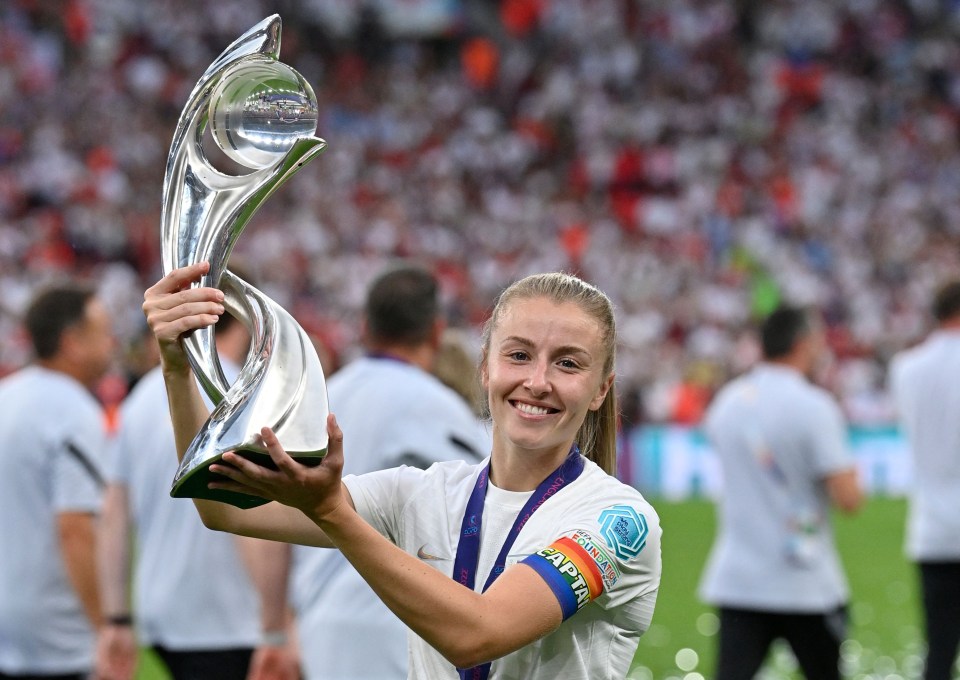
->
[161,15,329,508]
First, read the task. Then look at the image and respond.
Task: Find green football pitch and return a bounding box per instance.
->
[628,496,925,679]
[134,497,927,680]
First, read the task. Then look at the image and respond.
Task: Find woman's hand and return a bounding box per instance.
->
[209,414,349,524]
[142,262,224,374]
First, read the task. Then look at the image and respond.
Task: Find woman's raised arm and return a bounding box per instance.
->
[142,262,335,547]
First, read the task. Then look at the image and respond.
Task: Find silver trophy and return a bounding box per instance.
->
[161,15,329,509]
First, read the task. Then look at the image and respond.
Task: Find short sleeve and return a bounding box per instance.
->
[806,393,853,476]
[522,500,662,620]
[52,435,105,513]
[344,465,428,545]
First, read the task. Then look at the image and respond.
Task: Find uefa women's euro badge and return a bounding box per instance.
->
[161,15,329,509]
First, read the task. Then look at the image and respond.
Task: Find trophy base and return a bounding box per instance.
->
[171,449,327,509]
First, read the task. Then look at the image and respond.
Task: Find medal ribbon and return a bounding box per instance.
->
[453,445,584,680]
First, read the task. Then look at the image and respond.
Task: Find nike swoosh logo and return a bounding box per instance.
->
[417,545,447,561]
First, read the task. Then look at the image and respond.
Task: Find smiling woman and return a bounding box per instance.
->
[142,265,662,680]
[479,273,619,483]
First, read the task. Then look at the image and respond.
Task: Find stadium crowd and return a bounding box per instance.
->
[2,0,960,427]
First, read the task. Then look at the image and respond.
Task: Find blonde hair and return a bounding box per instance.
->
[434,328,484,417]
[480,272,618,475]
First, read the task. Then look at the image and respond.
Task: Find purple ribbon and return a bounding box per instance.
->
[453,445,584,679]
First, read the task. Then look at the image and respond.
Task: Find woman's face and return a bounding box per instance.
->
[481,296,613,458]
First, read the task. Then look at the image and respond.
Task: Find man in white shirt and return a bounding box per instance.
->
[699,304,863,680]
[96,311,299,680]
[285,263,490,680]
[0,284,116,679]
[889,280,960,680]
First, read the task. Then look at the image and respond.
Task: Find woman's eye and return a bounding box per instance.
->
[509,351,528,361]
[558,359,578,369]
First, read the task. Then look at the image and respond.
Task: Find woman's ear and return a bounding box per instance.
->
[589,372,615,411]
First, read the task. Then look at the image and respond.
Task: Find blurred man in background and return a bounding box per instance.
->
[889,280,960,680]
[285,262,490,680]
[698,304,863,680]
[96,307,299,680]
[0,283,116,679]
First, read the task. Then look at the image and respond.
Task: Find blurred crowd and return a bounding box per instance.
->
[3,0,960,427]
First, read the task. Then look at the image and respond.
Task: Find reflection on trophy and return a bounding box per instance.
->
[161,15,329,509]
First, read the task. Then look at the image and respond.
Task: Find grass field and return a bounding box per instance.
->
[134,497,927,680]
[629,496,925,679]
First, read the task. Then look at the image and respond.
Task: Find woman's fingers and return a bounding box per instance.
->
[216,451,269,481]
[324,414,344,470]
[143,263,226,343]
[260,427,298,473]
[207,456,257,494]
[209,419,345,509]
[148,301,224,329]
[145,261,210,296]
[148,291,224,315]
[208,454,272,496]
[147,309,220,346]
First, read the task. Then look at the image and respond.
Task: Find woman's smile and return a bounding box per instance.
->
[511,400,559,417]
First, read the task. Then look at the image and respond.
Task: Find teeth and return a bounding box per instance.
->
[516,402,551,415]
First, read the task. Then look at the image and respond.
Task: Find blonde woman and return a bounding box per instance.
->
[143,263,661,680]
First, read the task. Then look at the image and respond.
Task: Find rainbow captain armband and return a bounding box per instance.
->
[522,531,616,620]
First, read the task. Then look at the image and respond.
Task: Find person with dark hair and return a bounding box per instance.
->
[888,280,960,680]
[96,304,299,680]
[759,306,814,361]
[142,262,661,679]
[285,262,492,679]
[698,303,863,680]
[0,283,116,679]
[363,264,441,348]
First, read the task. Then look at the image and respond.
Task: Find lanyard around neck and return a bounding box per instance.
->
[453,445,584,680]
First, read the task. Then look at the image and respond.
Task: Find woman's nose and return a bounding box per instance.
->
[523,360,551,394]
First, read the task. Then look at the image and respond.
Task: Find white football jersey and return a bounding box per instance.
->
[344,456,661,680]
